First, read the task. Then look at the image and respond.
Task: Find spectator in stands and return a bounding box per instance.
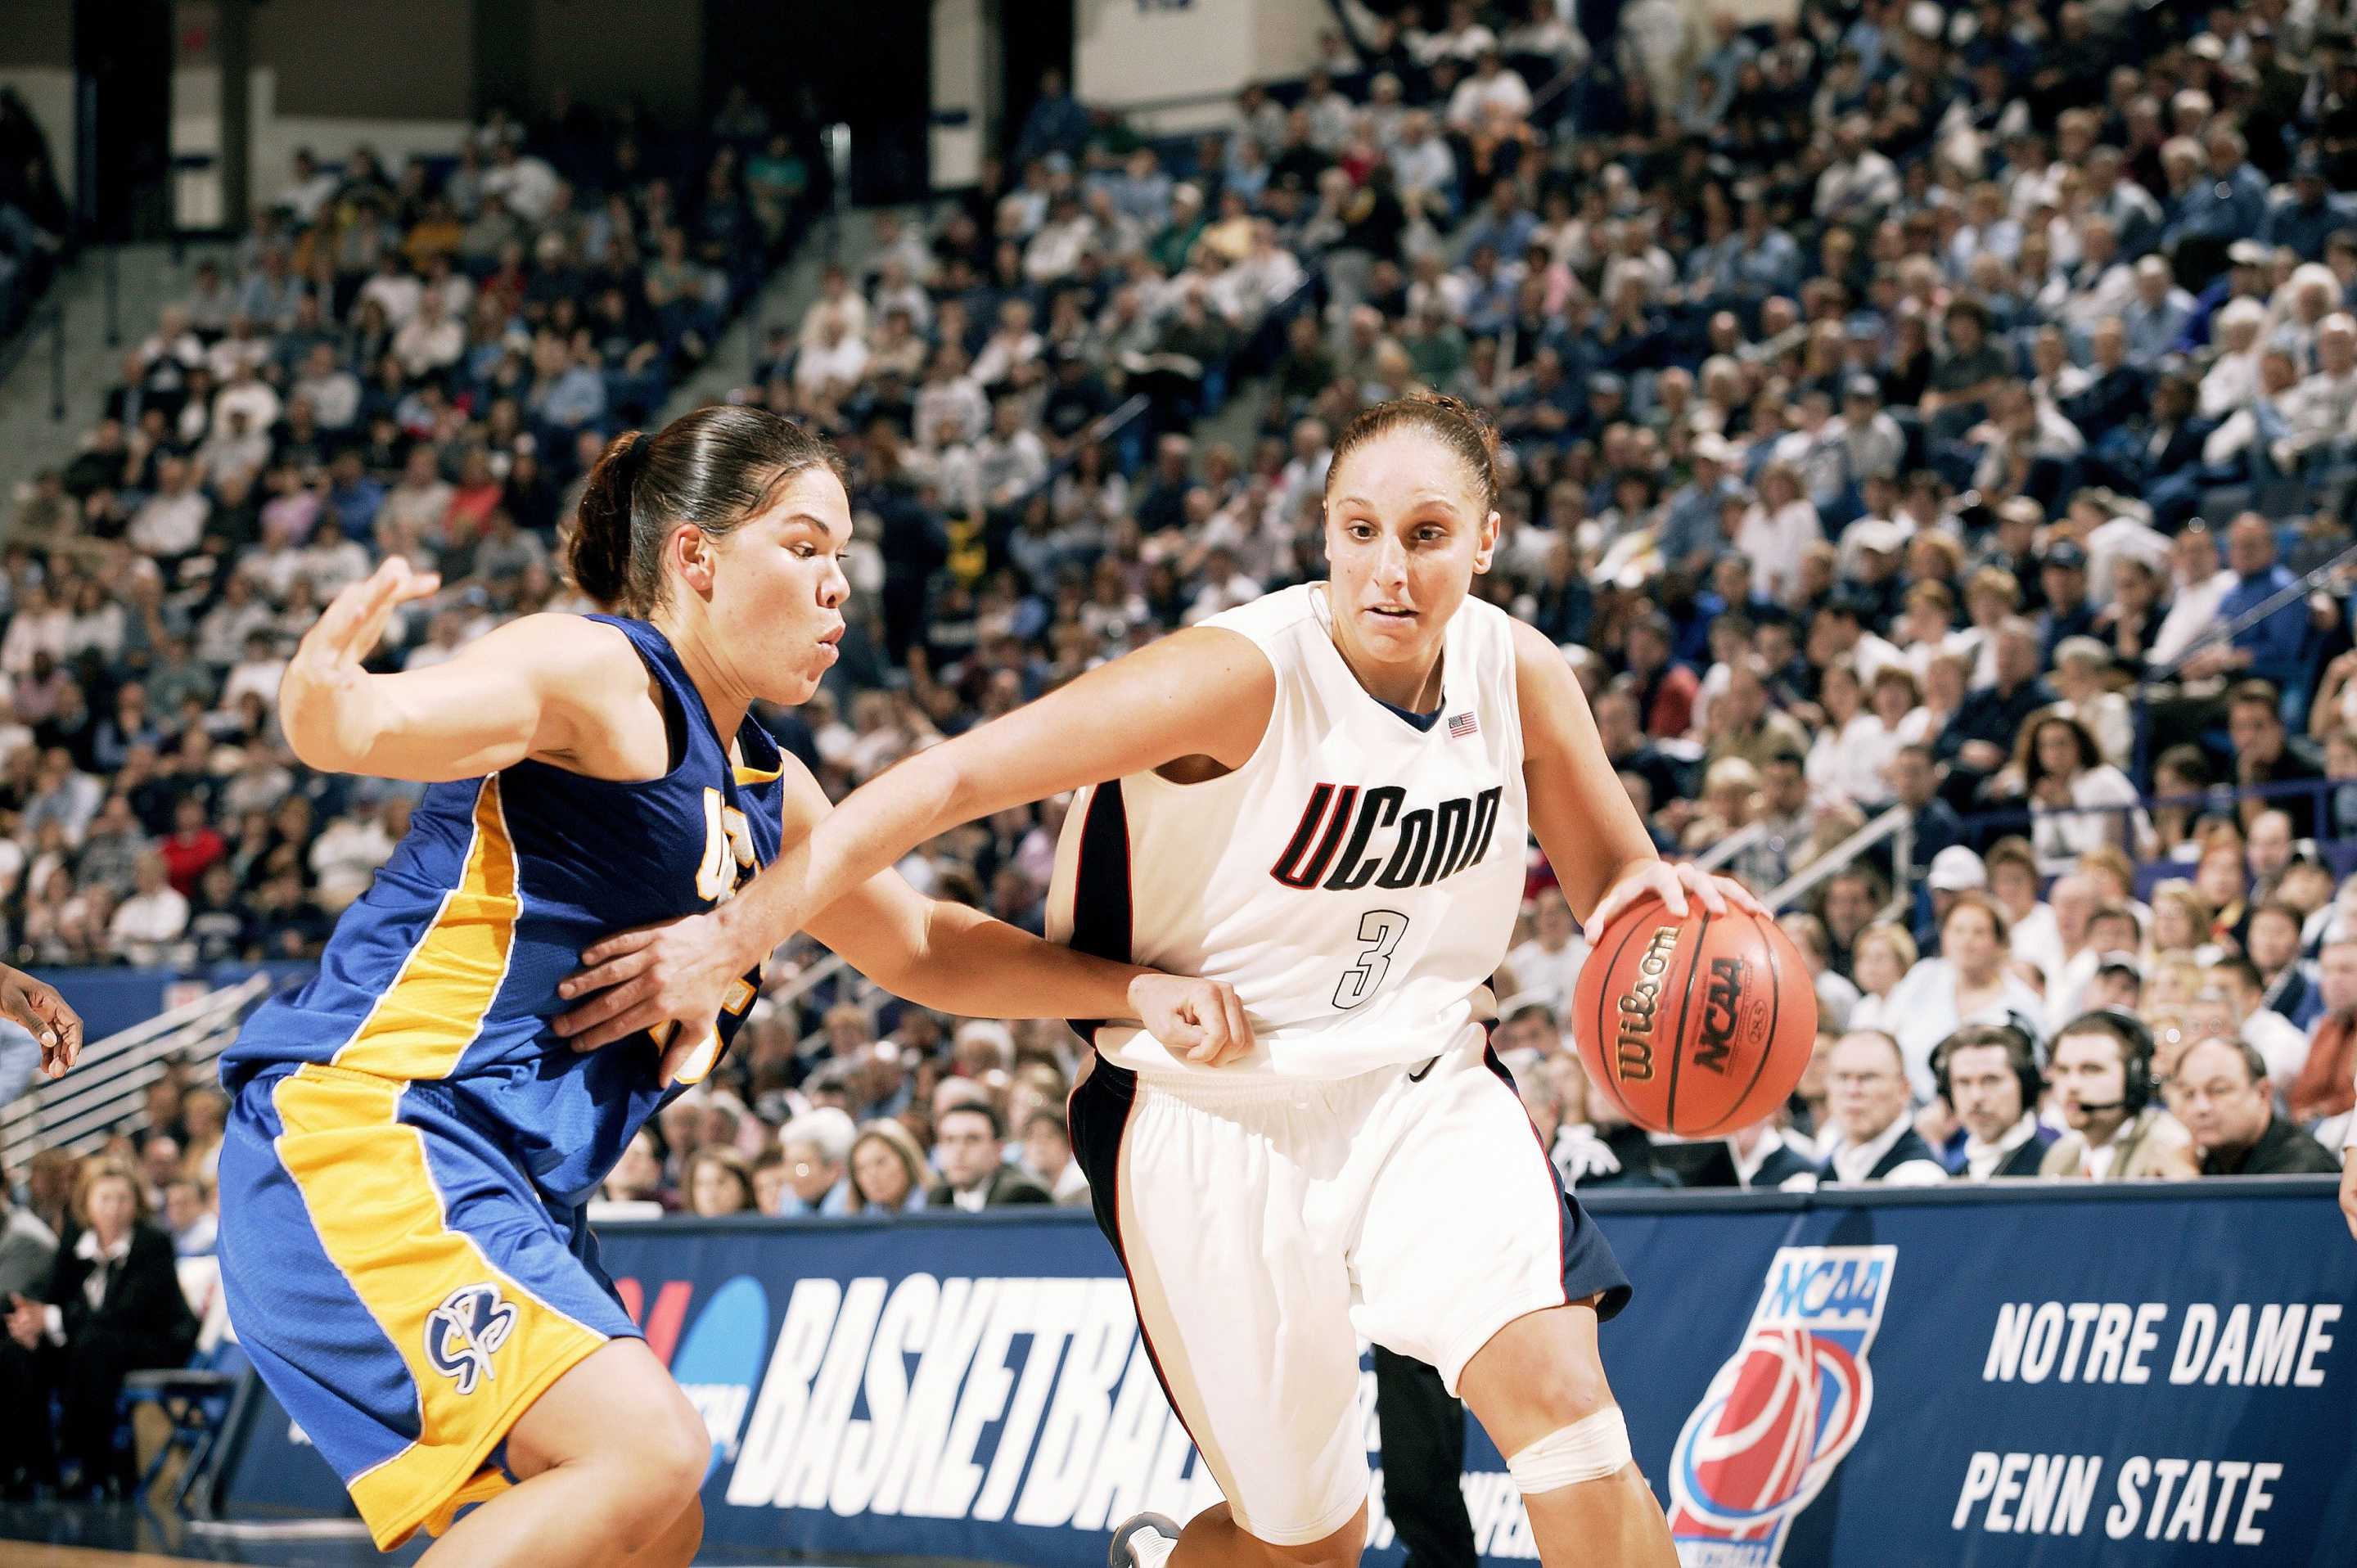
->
[1886,741,1964,867]
[1934,1024,2057,1180]
[1886,891,2046,1097]
[848,1120,931,1215]
[1936,619,2053,800]
[1843,921,1914,1039]
[4,1156,196,1496]
[2177,1037,2340,1176]
[2042,1012,2200,1180]
[1816,1030,1947,1186]
[1717,1114,1818,1191]
[2291,937,2357,1142]
[682,1147,755,1218]
[2208,955,2311,1086]
[1503,886,1587,1011]
[597,1129,672,1212]
[160,1174,214,1259]
[2228,681,2327,838]
[1018,1109,1087,1205]
[931,1102,1051,1210]
[774,1106,856,1218]
[2014,712,2151,867]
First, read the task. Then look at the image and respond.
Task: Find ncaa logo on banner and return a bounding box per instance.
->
[1667,1245,1897,1567]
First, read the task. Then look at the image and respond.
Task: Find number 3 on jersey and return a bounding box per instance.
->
[1335,910,1409,1011]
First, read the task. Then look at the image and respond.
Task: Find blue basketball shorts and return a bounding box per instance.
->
[217,1063,642,1549]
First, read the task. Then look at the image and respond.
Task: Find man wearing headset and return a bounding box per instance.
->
[1933,1023,2057,1179]
[2039,1011,2201,1180]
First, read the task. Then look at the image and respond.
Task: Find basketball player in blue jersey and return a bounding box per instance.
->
[558,394,1764,1568]
[206,407,1251,1568]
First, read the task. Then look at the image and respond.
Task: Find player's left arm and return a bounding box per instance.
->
[1511,616,1763,933]
[730,761,1251,1078]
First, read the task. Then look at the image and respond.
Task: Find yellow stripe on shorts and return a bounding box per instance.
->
[272,1066,609,1548]
[274,775,604,1548]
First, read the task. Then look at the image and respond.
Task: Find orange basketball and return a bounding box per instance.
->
[1570,893,1818,1137]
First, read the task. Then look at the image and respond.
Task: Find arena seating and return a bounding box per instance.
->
[0,0,2350,1318]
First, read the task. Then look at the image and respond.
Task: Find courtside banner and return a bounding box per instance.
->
[216,1179,2357,1564]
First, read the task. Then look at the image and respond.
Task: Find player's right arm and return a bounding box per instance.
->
[553,624,1276,1051]
[280,559,651,782]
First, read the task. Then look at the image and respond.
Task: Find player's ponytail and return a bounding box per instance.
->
[570,430,649,610]
[1327,392,1503,515]
[564,407,844,616]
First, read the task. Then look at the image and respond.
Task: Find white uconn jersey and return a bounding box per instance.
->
[1047,583,1529,1079]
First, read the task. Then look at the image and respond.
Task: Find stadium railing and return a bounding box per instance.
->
[2131,537,2357,764]
[1955,774,2350,881]
[0,972,273,1160]
[1763,804,1913,917]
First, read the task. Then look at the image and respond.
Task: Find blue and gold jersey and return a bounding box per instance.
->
[220,615,786,1204]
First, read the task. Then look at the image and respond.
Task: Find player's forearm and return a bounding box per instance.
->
[284,669,533,782]
[713,746,973,971]
[889,899,1150,1021]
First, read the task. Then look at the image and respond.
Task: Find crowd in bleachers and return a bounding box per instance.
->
[6,0,2357,1304]
[586,0,2357,1216]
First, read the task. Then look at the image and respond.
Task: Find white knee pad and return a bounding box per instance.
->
[1505,1404,1633,1494]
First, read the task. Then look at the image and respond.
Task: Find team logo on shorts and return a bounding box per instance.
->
[1666,1245,1896,1567]
[425,1282,518,1395]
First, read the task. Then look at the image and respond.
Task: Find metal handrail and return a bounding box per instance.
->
[1691,820,1769,873]
[2147,540,2357,682]
[1,977,261,1129]
[765,948,853,1015]
[1764,804,1910,912]
[0,974,273,1159]
[793,969,888,1062]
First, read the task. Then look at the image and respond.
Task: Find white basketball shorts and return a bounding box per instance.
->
[1066,1024,1631,1546]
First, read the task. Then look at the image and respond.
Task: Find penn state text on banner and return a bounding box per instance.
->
[208,1179,2357,1566]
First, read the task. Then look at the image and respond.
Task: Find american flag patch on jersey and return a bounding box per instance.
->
[1448,711,1478,739]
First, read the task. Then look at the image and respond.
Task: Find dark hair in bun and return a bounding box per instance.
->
[568,407,843,615]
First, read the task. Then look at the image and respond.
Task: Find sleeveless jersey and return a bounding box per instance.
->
[219,615,785,1204]
[1045,583,1529,1079]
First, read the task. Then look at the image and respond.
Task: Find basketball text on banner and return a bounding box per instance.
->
[211,1181,2357,1566]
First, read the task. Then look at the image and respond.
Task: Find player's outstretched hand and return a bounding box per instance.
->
[1586,858,1767,935]
[281,556,441,768]
[1132,973,1255,1067]
[0,964,81,1079]
[555,912,741,1084]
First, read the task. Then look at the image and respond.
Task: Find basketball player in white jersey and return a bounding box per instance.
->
[557,394,1760,1567]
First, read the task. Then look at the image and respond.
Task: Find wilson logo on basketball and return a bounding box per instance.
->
[1611,926,1681,1083]
[1669,1246,1896,1567]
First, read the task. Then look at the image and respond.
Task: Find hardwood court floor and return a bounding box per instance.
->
[0,1503,1007,1568]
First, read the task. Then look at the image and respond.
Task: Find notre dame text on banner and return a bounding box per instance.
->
[211,1178,2357,1566]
